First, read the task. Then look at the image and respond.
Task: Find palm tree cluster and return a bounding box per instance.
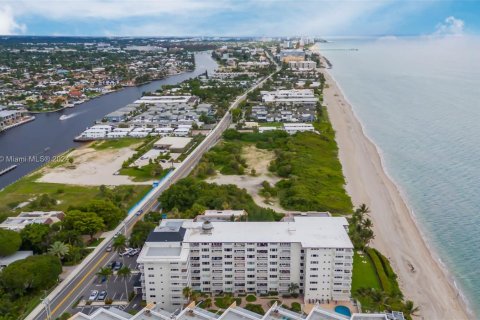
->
[356,288,419,319]
[348,204,375,251]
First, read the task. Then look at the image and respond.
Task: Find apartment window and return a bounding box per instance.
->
[201,248,210,252]
[148,275,154,278]
[149,281,155,284]
[149,288,155,291]
[310,281,318,284]
[310,268,318,271]
[224,255,232,258]
[150,295,156,298]
[269,255,277,259]
[311,261,319,264]
[148,267,154,270]
[201,255,209,259]
[269,268,277,272]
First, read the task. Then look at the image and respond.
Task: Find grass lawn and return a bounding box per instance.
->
[352,251,381,293]
[90,138,143,151]
[119,166,171,182]
[258,122,283,127]
[0,173,151,218]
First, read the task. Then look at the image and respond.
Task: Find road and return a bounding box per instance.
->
[28,62,279,320]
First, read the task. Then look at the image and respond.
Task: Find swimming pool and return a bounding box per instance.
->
[334,305,352,317]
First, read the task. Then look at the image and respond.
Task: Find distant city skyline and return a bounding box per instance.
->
[0,0,479,37]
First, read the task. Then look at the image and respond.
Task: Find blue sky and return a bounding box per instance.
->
[0,0,479,37]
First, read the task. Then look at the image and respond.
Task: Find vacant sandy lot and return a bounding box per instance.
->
[207,145,287,213]
[38,145,152,186]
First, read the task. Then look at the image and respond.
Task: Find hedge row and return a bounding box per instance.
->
[366,247,392,294]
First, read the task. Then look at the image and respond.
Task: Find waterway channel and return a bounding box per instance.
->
[0,52,218,189]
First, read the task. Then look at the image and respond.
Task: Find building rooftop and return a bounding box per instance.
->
[70,304,404,320]
[146,217,352,248]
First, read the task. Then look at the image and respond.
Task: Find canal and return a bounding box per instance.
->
[0,52,218,189]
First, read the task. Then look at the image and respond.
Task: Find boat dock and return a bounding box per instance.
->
[0,165,18,176]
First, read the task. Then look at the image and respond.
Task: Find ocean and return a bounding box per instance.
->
[319,36,480,315]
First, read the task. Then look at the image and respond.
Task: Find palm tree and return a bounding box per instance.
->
[48,241,70,260]
[182,286,192,301]
[357,203,370,215]
[96,267,113,293]
[403,300,420,317]
[113,234,127,255]
[117,266,132,300]
[288,282,299,295]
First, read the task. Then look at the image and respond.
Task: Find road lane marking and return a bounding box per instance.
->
[50,252,109,316]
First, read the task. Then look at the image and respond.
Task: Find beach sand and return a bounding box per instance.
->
[316,54,470,319]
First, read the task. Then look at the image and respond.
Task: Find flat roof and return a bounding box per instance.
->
[154,136,192,149]
[146,247,182,257]
[179,217,352,248]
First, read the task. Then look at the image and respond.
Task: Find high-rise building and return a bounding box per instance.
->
[137,217,353,311]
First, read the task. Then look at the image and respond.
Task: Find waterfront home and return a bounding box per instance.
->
[283,123,315,134]
[261,89,317,107]
[77,125,113,139]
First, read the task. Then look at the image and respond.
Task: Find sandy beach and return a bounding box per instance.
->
[315,51,471,319]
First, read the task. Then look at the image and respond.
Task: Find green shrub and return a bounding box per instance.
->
[290,302,302,312]
[366,248,392,294]
[245,294,257,302]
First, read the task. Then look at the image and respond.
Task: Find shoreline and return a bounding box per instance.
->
[314,49,472,319]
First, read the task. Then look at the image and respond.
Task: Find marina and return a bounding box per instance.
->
[0,52,217,189]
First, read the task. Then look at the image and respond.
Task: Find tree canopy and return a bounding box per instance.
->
[63,210,104,240]
[0,255,62,297]
[0,229,22,256]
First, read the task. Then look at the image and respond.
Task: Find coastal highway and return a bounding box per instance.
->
[27,63,279,320]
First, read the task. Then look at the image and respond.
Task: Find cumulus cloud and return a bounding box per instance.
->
[0,0,439,37]
[0,6,26,35]
[435,16,465,35]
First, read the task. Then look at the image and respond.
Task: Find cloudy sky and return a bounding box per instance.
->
[0,0,478,37]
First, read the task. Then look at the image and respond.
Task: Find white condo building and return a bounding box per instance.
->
[137,217,353,311]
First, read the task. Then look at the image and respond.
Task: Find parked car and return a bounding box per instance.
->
[113,261,123,271]
[97,290,107,301]
[128,248,139,256]
[88,290,99,301]
[110,261,117,269]
[119,248,133,257]
[106,245,112,252]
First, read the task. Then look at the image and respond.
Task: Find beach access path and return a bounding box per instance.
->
[318,55,470,319]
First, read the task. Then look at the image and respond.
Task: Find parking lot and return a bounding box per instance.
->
[68,251,144,315]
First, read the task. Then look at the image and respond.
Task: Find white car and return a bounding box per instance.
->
[88,290,99,301]
[119,248,133,257]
